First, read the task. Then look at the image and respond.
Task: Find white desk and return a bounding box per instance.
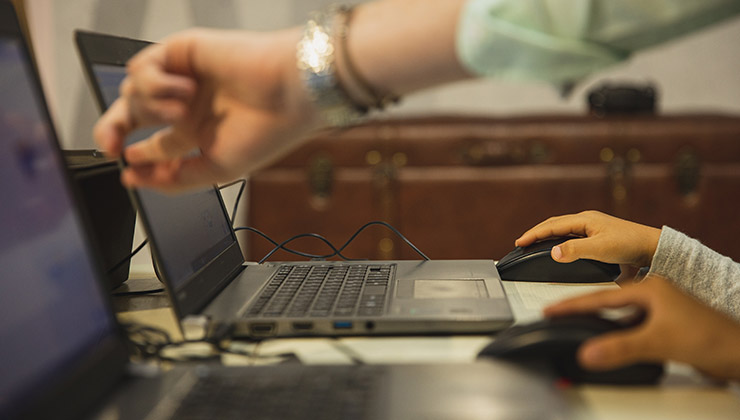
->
[118,279,740,420]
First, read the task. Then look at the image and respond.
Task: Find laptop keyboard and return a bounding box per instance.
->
[245,264,393,318]
[171,366,382,420]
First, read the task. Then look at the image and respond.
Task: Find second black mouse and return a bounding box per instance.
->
[477,314,664,385]
[496,237,621,283]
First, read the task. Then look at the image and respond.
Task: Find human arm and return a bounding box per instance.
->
[93,0,471,191]
[649,226,740,320]
[544,275,740,381]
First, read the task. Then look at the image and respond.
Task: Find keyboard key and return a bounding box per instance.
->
[245,264,393,318]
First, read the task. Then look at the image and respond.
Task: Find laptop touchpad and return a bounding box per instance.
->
[399,279,488,299]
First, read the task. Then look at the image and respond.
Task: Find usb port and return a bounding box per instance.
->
[333,321,352,329]
[292,322,314,331]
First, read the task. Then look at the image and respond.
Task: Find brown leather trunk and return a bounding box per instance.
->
[245,115,740,264]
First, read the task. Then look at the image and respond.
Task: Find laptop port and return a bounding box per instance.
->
[292,322,314,331]
[333,321,353,329]
[249,323,276,336]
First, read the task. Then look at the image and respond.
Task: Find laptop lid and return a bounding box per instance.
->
[0,5,131,419]
[75,30,246,320]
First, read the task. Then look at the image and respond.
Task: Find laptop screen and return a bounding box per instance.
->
[0,39,117,415]
[90,63,235,291]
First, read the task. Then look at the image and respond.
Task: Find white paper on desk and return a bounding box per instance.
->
[503,281,619,324]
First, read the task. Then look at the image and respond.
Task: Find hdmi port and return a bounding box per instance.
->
[292,322,314,331]
[250,323,276,336]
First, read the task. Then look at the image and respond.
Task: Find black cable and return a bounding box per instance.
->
[235,226,335,260]
[218,179,247,226]
[331,338,365,365]
[112,288,165,297]
[107,239,148,274]
[108,237,165,284]
[334,221,430,261]
[236,220,430,263]
[121,322,296,363]
[257,232,356,264]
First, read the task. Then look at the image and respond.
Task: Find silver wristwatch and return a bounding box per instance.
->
[296,10,366,127]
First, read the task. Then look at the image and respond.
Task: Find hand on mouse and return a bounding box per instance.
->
[515,211,661,268]
[544,275,740,380]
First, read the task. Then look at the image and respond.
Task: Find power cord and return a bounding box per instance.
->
[116,220,427,295]
[219,178,247,226]
[335,221,429,261]
[109,239,166,295]
[107,239,148,275]
[330,338,366,365]
[235,227,354,262]
[236,220,430,263]
[121,322,297,364]
[110,177,428,290]
[112,287,165,297]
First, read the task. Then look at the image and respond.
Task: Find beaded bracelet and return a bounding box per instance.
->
[334,5,400,111]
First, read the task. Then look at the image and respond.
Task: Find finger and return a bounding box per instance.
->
[543,286,645,317]
[124,126,197,164]
[123,50,196,126]
[93,98,135,157]
[160,29,210,76]
[127,56,196,100]
[130,96,191,126]
[121,162,196,193]
[119,77,134,98]
[121,156,231,192]
[515,214,588,247]
[552,237,615,263]
[578,328,658,370]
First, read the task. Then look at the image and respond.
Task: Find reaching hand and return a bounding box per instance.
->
[94,28,320,192]
[544,275,740,380]
[515,210,661,268]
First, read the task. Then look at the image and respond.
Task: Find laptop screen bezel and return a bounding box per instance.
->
[74,30,151,110]
[75,30,248,320]
[0,5,132,419]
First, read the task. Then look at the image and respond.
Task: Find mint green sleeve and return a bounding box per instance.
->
[457,0,740,85]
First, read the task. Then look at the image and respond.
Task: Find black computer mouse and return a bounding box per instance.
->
[477,314,664,385]
[496,237,621,283]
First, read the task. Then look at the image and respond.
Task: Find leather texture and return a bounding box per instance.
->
[246,115,740,263]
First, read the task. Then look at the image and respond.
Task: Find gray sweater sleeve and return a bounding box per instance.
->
[648,226,740,320]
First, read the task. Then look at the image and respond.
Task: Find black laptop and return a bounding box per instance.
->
[74,30,514,339]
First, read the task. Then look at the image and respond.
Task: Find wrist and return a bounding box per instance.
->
[694,311,740,380]
[333,5,399,111]
[641,226,661,267]
[270,27,324,130]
